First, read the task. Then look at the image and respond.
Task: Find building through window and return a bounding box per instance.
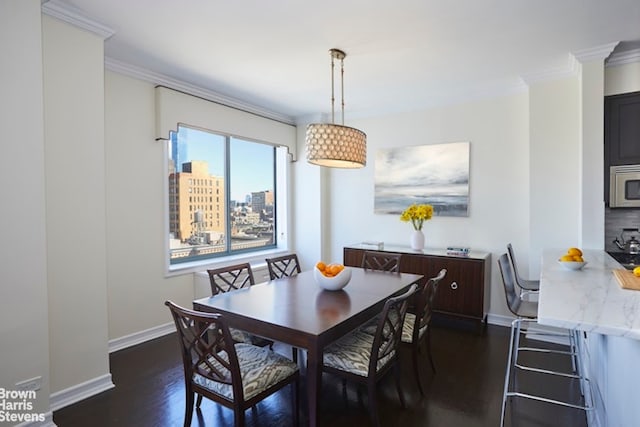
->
[168,125,277,266]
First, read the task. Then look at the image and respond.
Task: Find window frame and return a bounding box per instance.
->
[164,128,291,277]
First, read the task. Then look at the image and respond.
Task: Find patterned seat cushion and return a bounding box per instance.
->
[230,328,273,347]
[361,313,426,344]
[323,330,395,377]
[400,313,428,343]
[193,343,298,402]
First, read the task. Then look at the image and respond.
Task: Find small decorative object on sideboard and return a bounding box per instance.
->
[447,246,471,257]
[360,241,384,250]
[400,203,433,250]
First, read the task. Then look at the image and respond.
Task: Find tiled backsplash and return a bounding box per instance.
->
[605,208,640,252]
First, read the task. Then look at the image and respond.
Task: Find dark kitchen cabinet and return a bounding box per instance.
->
[344,245,491,330]
[604,91,640,203]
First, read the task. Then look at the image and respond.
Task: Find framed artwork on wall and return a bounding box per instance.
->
[374,141,470,217]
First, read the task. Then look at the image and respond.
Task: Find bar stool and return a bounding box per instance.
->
[497,253,592,427]
[507,243,540,297]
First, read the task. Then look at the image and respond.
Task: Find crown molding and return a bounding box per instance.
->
[520,53,580,85]
[105,57,295,125]
[41,0,114,39]
[572,41,619,63]
[520,42,621,86]
[606,48,640,67]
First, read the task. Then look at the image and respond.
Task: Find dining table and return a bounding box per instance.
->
[192,266,424,427]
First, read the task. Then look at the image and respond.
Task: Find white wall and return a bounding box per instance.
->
[0,0,52,418]
[528,76,581,276]
[605,61,640,96]
[42,15,113,398]
[104,72,193,341]
[325,93,530,317]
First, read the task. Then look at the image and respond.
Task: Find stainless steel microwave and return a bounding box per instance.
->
[610,165,640,208]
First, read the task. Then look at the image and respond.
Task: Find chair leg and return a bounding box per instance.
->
[195,394,203,408]
[394,363,406,409]
[368,380,380,427]
[233,406,245,427]
[501,318,518,427]
[412,341,425,396]
[292,347,298,363]
[184,389,195,427]
[426,328,436,373]
[291,378,299,427]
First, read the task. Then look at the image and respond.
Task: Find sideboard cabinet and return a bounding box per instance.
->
[343,245,491,329]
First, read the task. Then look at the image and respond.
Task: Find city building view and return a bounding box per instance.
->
[167,129,276,264]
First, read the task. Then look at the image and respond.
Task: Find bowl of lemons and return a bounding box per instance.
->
[558,247,587,270]
[314,261,352,291]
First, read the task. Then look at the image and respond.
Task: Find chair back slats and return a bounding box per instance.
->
[266,254,301,280]
[498,253,522,316]
[415,269,447,333]
[506,243,520,280]
[165,301,242,397]
[370,284,417,373]
[207,263,255,295]
[361,251,402,272]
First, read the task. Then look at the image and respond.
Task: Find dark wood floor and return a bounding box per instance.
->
[53,323,588,426]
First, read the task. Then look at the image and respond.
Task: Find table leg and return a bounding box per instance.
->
[306,344,321,427]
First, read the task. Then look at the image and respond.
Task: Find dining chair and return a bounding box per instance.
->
[322,283,418,427]
[207,262,256,295]
[361,250,402,272]
[206,263,273,349]
[506,243,540,297]
[401,268,447,395]
[165,301,299,427]
[265,253,303,362]
[265,253,301,280]
[497,254,592,427]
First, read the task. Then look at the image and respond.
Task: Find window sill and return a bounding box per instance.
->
[165,246,291,278]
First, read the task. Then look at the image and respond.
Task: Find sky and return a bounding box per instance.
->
[177,126,274,201]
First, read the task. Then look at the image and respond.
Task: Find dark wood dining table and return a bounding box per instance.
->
[192,266,423,427]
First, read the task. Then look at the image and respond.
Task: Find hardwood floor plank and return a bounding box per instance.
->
[53,324,588,426]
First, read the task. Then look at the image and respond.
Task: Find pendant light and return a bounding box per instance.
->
[305,48,367,168]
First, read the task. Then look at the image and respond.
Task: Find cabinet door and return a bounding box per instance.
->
[343,248,364,267]
[605,91,640,203]
[405,255,484,320]
[607,92,640,165]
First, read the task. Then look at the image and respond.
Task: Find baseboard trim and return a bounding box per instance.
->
[486,313,514,328]
[486,313,570,345]
[108,322,175,353]
[15,411,54,427]
[50,374,114,411]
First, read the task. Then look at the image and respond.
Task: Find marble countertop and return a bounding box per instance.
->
[538,249,640,340]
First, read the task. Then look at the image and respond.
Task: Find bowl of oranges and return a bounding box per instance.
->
[314,261,352,291]
[558,247,587,270]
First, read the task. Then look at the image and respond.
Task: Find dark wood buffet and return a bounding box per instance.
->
[344,245,491,330]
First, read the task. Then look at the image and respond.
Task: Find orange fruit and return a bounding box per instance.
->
[316,261,326,272]
[567,247,582,257]
[560,255,575,262]
[573,256,584,262]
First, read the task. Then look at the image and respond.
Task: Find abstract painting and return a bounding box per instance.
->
[374,141,470,217]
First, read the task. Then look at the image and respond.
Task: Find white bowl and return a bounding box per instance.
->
[313,266,352,291]
[558,260,587,270]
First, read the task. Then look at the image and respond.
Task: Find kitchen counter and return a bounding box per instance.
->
[538,249,640,340]
[538,249,640,427]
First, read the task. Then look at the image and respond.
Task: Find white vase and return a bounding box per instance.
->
[410,229,425,250]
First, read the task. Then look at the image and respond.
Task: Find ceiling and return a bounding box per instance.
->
[46,0,640,123]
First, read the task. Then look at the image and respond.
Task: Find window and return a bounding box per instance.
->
[168,125,278,267]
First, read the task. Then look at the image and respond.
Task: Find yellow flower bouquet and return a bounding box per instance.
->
[400,203,434,231]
